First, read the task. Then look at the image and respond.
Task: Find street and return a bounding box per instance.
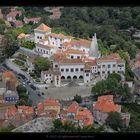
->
[0,61,44,107]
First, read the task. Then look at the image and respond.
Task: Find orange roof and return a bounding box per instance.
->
[2,71,17,81]
[97,53,124,63]
[71,39,91,48]
[18,106,33,114]
[84,116,94,127]
[36,43,54,50]
[59,58,84,65]
[46,110,58,118]
[37,102,44,111]
[65,49,85,55]
[94,95,121,113]
[67,101,79,113]
[7,107,17,117]
[17,33,26,39]
[34,23,51,32]
[45,98,61,106]
[133,60,140,68]
[49,33,72,39]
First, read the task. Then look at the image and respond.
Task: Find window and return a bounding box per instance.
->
[80,68,83,71]
[40,37,42,39]
[37,36,39,39]
[66,69,69,72]
[55,65,58,68]
[108,65,111,68]
[61,69,64,72]
[50,74,51,76]
[71,68,74,72]
[38,48,39,51]
[102,71,105,74]
[46,51,48,54]
[113,71,115,73]
[44,50,45,53]
[113,64,116,67]
[102,65,105,68]
[77,56,80,59]
[108,71,110,74]
[98,65,101,69]
[86,73,89,76]
[71,56,74,59]
[75,68,79,72]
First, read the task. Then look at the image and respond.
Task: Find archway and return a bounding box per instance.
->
[67,76,71,79]
[73,75,77,79]
[79,75,83,79]
[61,76,65,80]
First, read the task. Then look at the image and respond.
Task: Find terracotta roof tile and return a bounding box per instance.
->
[71,39,91,48]
[94,95,121,113]
[34,23,51,32]
[67,101,79,113]
[44,98,61,106]
[65,49,85,55]
[49,33,72,39]
[59,58,84,65]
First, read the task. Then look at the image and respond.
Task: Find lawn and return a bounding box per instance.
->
[13,59,25,67]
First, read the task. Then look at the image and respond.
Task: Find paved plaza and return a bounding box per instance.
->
[41,85,92,101]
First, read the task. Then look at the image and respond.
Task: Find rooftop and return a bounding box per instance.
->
[94,95,121,113]
[44,98,61,106]
[34,23,51,32]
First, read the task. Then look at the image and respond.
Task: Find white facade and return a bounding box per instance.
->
[41,71,53,84]
[73,46,89,55]
[59,64,84,80]
[48,35,71,48]
[67,53,83,59]
[84,70,91,83]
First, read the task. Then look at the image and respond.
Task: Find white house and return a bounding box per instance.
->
[34,23,51,43]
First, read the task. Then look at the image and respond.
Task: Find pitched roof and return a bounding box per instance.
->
[94,95,121,113]
[96,53,124,63]
[36,43,54,50]
[59,58,84,65]
[34,23,51,32]
[67,101,79,113]
[44,98,61,106]
[2,71,17,80]
[65,49,85,55]
[71,39,91,48]
[14,20,23,26]
[48,33,72,40]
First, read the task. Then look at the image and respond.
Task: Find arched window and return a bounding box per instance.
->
[67,76,71,79]
[79,75,83,79]
[61,76,65,79]
[73,76,77,79]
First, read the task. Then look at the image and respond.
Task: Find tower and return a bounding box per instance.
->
[89,33,99,58]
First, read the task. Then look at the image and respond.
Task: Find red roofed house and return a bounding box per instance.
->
[37,98,61,118]
[2,71,18,91]
[93,95,121,125]
[6,8,22,22]
[67,101,79,119]
[13,20,23,28]
[34,23,51,43]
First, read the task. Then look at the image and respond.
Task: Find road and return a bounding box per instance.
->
[0,61,44,107]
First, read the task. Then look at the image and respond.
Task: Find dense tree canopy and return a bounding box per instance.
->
[34,56,51,74]
[106,112,123,131]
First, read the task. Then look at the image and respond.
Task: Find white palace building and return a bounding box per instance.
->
[31,23,125,87]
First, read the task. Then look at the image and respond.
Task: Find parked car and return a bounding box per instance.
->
[30,84,36,90]
[37,93,41,97]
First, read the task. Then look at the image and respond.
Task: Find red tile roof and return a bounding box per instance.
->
[71,39,91,48]
[14,20,23,26]
[18,106,34,114]
[34,23,51,32]
[94,95,121,113]
[65,49,85,55]
[59,58,84,65]
[67,102,79,113]
[49,33,72,39]
[97,53,124,63]
[44,98,61,106]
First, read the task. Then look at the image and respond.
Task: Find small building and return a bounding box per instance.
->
[93,95,121,125]
[13,20,23,28]
[24,17,41,24]
[4,90,19,103]
[2,71,18,91]
[34,23,51,43]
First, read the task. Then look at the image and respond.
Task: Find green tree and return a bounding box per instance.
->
[34,56,51,74]
[73,94,82,103]
[107,73,121,82]
[106,112,123,131]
